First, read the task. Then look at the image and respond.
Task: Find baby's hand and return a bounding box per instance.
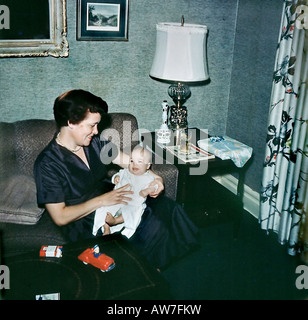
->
[114,175,120,185]
[139,185,158,198]
[148,179,163,198]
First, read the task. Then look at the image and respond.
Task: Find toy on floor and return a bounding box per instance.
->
[78,244,115,272]
[40,245,63,258]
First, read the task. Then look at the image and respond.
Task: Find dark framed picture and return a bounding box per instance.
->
[77,0,129,41]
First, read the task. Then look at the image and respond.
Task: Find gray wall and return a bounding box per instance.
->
[0,0,283,193]
[226,0,282,190]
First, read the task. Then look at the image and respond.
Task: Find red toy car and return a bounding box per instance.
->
[78,245,115,272]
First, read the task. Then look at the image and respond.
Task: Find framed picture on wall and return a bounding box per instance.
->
[77,0,129,41]
[0,0,68,58]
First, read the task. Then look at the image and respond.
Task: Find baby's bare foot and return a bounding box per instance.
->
[105,212,116,226]
[103,223,110,236]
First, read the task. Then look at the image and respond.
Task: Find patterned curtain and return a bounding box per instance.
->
[260,0,308,262]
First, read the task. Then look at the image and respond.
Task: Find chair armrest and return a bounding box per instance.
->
[151,164,178,201]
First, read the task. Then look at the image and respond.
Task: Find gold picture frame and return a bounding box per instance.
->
[0,0,69,58]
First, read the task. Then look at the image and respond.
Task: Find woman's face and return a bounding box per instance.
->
[70,111,101,147]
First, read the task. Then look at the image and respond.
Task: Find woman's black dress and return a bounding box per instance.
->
[34,135,199,268]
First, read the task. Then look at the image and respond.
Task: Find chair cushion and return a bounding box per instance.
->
[14,119,56,176]
[0,174,44,225]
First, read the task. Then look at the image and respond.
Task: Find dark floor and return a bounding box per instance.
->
[161,176,308,300]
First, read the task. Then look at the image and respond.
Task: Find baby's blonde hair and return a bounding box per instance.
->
[131,146,152,164]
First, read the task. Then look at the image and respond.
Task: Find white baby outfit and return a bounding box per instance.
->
[92,168,154,239]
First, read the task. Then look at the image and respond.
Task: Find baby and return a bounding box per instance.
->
[92,146,157,238]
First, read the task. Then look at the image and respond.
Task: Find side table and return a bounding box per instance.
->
[141,129,248,237]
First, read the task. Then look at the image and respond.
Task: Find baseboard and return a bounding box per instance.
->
[212,174,260,219]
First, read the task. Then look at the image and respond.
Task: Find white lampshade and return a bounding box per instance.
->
[150,22,209,82]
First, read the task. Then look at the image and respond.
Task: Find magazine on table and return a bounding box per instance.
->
[164,144,215,163]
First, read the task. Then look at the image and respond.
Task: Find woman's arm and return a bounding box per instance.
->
[45,184,133,226]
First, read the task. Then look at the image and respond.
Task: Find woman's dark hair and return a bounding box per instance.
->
[53,89,108,128]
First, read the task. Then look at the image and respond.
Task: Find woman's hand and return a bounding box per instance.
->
[45,184,133,227]
[100,183,133,206]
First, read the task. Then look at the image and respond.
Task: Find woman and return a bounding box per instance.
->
[34,89,198,269]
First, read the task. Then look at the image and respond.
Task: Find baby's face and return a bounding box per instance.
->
[128,149,151,176]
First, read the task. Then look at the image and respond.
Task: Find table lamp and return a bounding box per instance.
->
[150,17,209,142]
